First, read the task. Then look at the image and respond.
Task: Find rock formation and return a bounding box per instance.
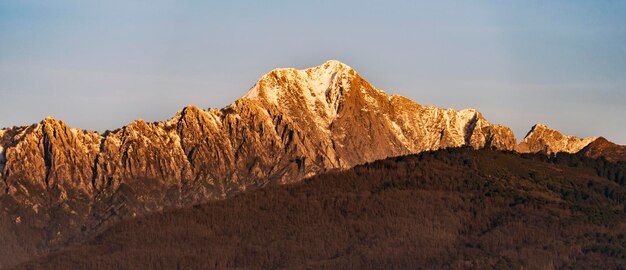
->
[516,123,597,154]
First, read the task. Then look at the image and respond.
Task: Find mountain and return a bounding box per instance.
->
[0,60,517,267]
[516,123,597,154]
[0,60,624,267]
[514,123,626,163]
[12,148,626,269]
[0,61,517,201]
[579,137,626,163]
[241,60,517,161]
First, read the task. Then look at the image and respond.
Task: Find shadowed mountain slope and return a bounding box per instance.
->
[579,137,626,163]
[13,148,626,270]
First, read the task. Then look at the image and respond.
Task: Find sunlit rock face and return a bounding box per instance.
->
[0,61,520,225]
[516,123,597,155]
[242,60,517,167]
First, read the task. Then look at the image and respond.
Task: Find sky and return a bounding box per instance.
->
[1,1,625,144]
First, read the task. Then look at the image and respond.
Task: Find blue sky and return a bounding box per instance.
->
[1,1,625,143]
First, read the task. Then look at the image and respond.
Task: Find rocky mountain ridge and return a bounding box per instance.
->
[0,61,621,214]
[0,60,623,267]
[516,123,598,154]
[0,60,525,207]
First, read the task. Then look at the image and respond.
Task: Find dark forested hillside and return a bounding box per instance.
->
[13,148,626,269]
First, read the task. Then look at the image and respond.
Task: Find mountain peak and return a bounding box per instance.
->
[41,116,60,125]
[317,59,353,71]
[265,59,352,74]
[592,136,610,145]
[524,123,567,139]
[242,60,358,105]
[517,123,597,154]
[579,136,626,162]
[39,116,72,134]
[530,123,552,131]
[178,105,205,117]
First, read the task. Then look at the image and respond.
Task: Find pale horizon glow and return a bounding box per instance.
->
[1,1,625,144]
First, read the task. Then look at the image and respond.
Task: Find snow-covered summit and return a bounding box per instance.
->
[242,60,356,105]
[239,60,517,159]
